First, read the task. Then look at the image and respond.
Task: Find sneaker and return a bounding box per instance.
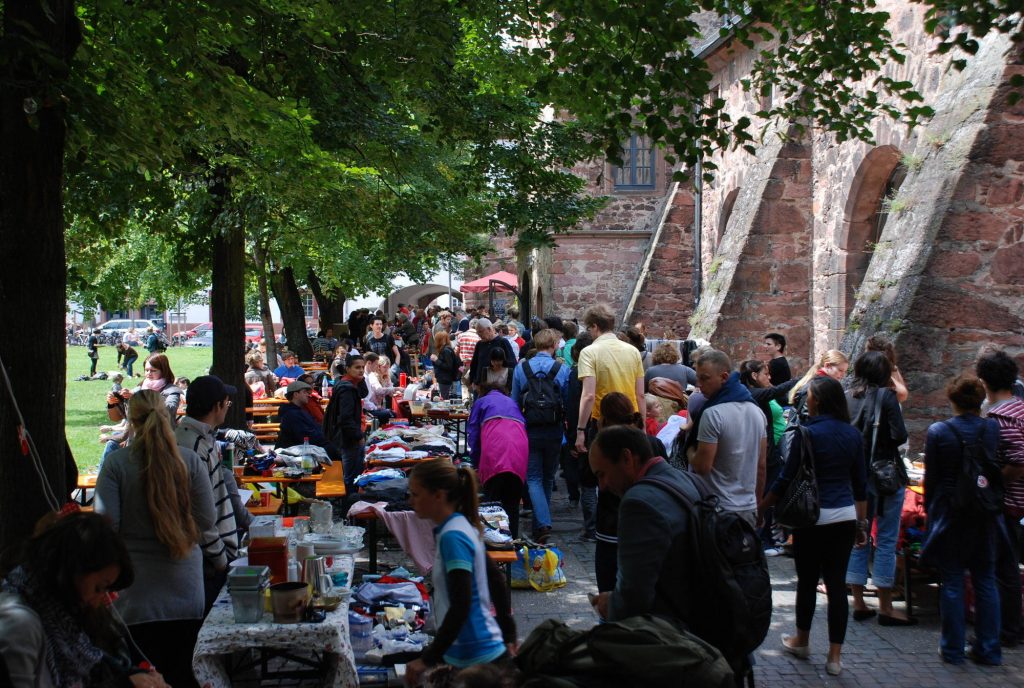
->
[580,531,597,542]
[763,547,783,557]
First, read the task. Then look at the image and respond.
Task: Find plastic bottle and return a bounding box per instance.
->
[302,437,312,471]
[322,376,330,398]
[349,611,373,660]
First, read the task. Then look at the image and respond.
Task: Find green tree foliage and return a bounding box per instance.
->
[3,0,1018,551]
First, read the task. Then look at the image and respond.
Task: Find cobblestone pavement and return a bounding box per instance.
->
[510,488,1024,687]
[242,485,1024,686]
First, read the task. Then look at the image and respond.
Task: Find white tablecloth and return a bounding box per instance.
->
[193,554,358,688]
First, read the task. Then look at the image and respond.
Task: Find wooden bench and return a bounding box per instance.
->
[315,461,347,500]
[246,494,284,516]
[251,422,280,444]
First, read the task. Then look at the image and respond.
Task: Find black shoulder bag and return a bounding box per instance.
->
[776,424,820,529]
[868,388,901,499]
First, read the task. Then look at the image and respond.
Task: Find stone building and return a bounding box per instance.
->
[466,1,1024,440]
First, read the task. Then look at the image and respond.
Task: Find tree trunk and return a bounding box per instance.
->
[0,1,81,553]
[270,266,313,360]
[208,172,247,430]
[307,268,346,334]
[252,242,278,369]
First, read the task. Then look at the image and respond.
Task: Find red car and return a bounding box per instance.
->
[184,321,213,339]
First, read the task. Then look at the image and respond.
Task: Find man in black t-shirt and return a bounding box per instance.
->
[363,315,400,364]
[763,332,792,384]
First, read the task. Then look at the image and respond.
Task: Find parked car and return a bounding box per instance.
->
[184,333,214,347]
[99,318,162,339]
[183,321,213,339]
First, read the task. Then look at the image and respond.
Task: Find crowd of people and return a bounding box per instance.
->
[3,300,1023,687]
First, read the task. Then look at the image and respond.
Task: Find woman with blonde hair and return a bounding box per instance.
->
[789,349,850,412]
[95,389,218,688]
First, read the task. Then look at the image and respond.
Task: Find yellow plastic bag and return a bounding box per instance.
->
[511,545,567,591]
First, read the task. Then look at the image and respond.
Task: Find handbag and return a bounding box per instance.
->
[866,389,900,496]
[776,423,820,529]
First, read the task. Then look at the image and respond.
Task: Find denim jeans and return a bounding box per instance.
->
[997,511,1023,643]
[846,484,905,588]
[122,355,137,377]
[937,529,1002,665]
[99,440,120,473]
[526,428,562,532]
[342,443,366,488]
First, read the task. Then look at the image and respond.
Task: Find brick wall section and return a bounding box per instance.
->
[629,188,697,339]
[708,139,814,371]
[548,233,651,320]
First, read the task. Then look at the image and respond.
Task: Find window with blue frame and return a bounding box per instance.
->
[613,135,655,190]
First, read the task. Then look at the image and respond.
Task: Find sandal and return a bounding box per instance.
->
[852,608,877,621]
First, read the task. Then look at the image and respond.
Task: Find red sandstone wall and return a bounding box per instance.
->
[895,56,1024,440]
[708,139,814,371]
[630,189,697,338]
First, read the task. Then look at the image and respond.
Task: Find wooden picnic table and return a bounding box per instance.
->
[240,473,322,516]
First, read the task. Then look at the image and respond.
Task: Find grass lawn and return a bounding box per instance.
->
[65,346,213,472]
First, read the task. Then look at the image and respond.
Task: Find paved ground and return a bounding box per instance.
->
[502,489,1024,687]
[250,486,1024,686]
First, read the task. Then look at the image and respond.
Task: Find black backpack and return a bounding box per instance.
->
[641,474,772,681]
[521,359,563,426]
[515,615,734,688]
[942,421,1003,518]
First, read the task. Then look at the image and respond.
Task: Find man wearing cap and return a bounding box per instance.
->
[175,375,240,611]
[467,318,515,393]
[278,379,343,464]
[274,350,306,379]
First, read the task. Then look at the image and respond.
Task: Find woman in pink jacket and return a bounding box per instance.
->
[468,380,528,537]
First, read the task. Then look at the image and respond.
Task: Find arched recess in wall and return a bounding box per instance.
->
[839,146,907,331]
[535,286,544,319]
[717,187,740,250]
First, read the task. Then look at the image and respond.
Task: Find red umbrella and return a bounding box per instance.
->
[459,270,518,293]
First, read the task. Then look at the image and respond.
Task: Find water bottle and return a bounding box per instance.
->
[349,611,373,660]
[302,437,313,471]
[322,376,330,398]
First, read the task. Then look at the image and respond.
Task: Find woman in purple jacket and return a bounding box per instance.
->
[468,380,528,538]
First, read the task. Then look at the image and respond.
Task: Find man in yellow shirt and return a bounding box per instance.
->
[574,304,646,452]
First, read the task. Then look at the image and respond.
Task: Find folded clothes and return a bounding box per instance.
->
[354,582,425,607]
[354,468,406,487]
[367,440,412,453]
[366,447,408,459]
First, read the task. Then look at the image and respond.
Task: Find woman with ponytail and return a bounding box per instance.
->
[404,461,516,687]
[95,389,217,687]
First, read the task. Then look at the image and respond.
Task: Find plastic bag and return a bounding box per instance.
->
[511,545,567,591]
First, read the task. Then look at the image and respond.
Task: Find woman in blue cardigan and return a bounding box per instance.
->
[759,375,866,676]
[921,375,1003,666]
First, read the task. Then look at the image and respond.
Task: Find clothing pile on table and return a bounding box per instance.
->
[366,423,457,460]
[351,569,432,663]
